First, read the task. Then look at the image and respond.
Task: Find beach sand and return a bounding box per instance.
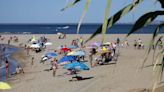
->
[0,34,163,92]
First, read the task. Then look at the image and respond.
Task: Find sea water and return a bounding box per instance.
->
[0,24,163,34]
[0,46,18,81]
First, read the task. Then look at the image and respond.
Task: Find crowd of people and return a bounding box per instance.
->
[0,34,163,81]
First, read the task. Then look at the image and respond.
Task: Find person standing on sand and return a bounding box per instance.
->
[79,37,84,47]
[5,58,9,80]
[51,58,58,77]
[31,56,34,65]
[7,39,11,45]
[134,40,137,49]
[89,48,97,67]
[116,38,120,46]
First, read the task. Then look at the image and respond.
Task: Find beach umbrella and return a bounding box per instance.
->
[67,51,85,56]
[63,62,89,71]
[67,45,77,49]
[60,47,71,52]
[103,42,111,45]
[30,44,41,48]
[58,56,76,64]
[44,42,52,46]
[90,42,101,47]
[0,82,11,90]
[86,45,97,49]
[97,47,107,52]
[67,51,76,56]
[45,52,57,58]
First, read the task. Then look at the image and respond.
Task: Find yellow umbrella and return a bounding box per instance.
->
[102,47,107,51]
[67,51,76,55]
[0,82,11,90]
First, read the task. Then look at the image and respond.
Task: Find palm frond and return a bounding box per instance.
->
[141,23,164,69]
[77,0,91,34]
[158,0,164,8]
[101,0,112,43]
[85,0,144,43]
[61,0,81,11]
[127,11,164,37]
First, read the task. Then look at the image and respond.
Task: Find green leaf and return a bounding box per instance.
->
[152,37,163,73]
[160,53,164,81]
[85,0,144,43]
[152,23,164,64]
[141,23,164,69]
[61,0,81,11]
[77,0,90,34]
[127,11,164,37]
[158,0,164,8]
[101,0,112,43]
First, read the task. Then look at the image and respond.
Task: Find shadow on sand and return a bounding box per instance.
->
[69,76,94,82]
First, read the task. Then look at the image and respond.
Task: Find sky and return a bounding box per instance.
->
[0,0,163,24]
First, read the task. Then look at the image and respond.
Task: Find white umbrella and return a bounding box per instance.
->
[30,44,41,48]
[44,42,52,46]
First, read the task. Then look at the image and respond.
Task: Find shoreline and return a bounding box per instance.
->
[0,44,27,81]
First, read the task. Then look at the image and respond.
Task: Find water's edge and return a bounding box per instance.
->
[0,44,19,81]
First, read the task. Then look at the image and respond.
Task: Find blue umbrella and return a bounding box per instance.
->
[74,51,85,56]
[63,62,89,70]
[45,52,57,58]
[58,56,76,64]
[67,45,77,49]
[67,51,85,56]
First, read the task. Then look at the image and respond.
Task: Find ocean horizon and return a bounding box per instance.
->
[0,23,163,34]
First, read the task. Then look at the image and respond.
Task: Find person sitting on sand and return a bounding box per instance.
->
[12,65,24,75]
[93,55,103,67]
[67,69,77,75]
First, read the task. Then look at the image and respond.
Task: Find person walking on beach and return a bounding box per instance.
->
[134,40,137,49]
[79,37,84,47]
[51,58,58,77]
[116,38,120,46]
[7,39,11,45]
[31,56,34,65]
